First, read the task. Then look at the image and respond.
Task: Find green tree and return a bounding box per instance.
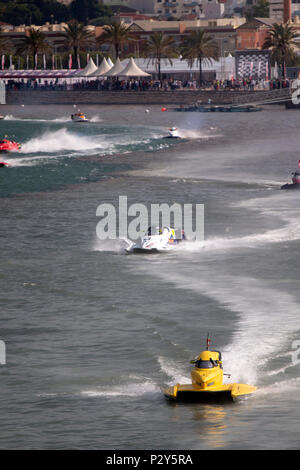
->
[70,0,107,24]
[1,3,43,26]
[40,0,71,23]
[0,32,14,56]
[142,32,178,82]
[263,23,298,78]
[246,0,270,19]
[180,30,219,87]
[89,16,113,27]
[98,21,133,59]
[0,0,72,25]
[62,19,94,68]
[17,27,51,68]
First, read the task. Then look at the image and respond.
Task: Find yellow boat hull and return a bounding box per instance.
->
[163,383,257,402]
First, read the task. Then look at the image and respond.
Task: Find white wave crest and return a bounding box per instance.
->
[20,128,110,154]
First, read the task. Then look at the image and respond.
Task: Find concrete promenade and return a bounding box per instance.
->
[6,87,291,106]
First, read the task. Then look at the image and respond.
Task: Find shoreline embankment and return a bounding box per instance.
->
[5,88,291,106]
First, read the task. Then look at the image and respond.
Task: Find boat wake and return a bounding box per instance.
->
[132,192,300,389]
[177,128,222,140]
[255,377,300,399]
[3,114,71,122]
[80,376,159,399]
[93,211,300,255]
[19,128,110,154]
[176,191,300,254]
[178,219,300,254]
[146,271,300,388]
[93,238,127,253]
[158,356,190,385]
[5,124,175,167]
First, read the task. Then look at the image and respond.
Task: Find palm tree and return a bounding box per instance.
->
[0,34,14,56]
[98,21,132,59]
[180,30,219,87]
[142,32,178,82]
[63,20,94,68]
[263,23,297,79]
[17,28,51,69]
[0,33,14,70]
[0,33,14,64]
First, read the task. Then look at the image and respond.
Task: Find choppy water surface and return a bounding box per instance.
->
[1,104,300,450]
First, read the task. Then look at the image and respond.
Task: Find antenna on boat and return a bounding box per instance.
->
[206,333,211,350]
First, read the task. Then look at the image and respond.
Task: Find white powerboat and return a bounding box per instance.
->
[164,127,180,139]
[125,226,185,253]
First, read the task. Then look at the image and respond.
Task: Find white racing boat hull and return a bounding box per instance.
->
[126,244,179,253]
[125,226,185,253]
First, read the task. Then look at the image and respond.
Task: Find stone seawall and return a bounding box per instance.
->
[6,87,291,106]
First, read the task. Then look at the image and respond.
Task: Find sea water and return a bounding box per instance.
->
[0,104,300,449]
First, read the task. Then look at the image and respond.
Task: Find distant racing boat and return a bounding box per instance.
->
[71,112,89,122]
[281,160,300,189]
[164,127,180,139]
[0,138,21,152]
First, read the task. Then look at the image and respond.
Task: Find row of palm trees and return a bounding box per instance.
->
[104,21,298,83]
[0,21,93,66]
[0,20,298,85]
[90,22,219,86]
[0,20,219,86]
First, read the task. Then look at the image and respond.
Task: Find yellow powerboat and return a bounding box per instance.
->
[163,336,257,403]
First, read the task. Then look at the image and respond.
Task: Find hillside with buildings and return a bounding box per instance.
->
[0,0,299,86]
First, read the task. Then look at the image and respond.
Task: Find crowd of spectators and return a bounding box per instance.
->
[5,76,293,92]
[213,78,290,91]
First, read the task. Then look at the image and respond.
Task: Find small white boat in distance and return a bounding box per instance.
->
[164,127,180,139]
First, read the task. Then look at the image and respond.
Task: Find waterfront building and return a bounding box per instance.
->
[104,0,227,19]
[236,17,278,50]
[236,16,300,54]
[152,0,226,19]
[124,18,244,56]
[267,0,300,21]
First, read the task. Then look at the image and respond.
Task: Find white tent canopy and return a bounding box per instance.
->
[107,58,114,68]
[0,56,237,81]
[119,57,151,77]
[103,57,124,76]
[90,57,111,77]
[120,57,236,80]
[76,58,97,77]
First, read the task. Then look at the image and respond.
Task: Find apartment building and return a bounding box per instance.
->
[103,0,226,18]
[152,0,226,18]
[124,17,244,57]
